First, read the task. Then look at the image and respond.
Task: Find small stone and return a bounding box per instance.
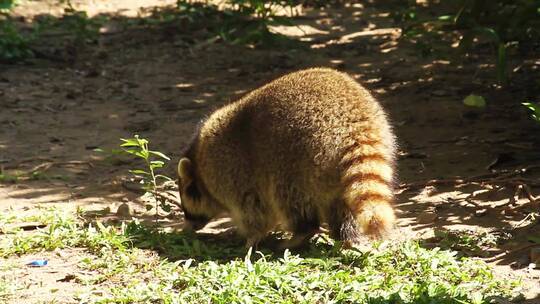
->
[84,69,99,78]
[116,203,131,218]
[57,274,77,282]
[511,255,530,269]
[49,136,62,143]
[418,211,437,224]
[85,144,99,150]
[432,90,447,97]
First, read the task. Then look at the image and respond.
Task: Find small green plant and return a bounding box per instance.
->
[454,0,540,84]
[0,271,20,302]
[0,172,18,183]
[0,0,34,62]
[522,101,540,123]
[394,0,540,84]
[119,135,173,214]
[431,228,507,257]
[175,0,297,46]
[60,0,103,45]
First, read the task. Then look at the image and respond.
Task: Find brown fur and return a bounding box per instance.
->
[177,67,397,248]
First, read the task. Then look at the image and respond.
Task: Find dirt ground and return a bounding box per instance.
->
[1,0,540,303]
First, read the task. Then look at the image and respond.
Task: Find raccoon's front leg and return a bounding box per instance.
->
[232,193,273,249]
[244,236,263,249]
[240,223,269,250]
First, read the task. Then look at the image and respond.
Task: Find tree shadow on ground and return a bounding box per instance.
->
[396,167,540,268]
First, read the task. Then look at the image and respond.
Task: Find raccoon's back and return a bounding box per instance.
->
[244,68,394,171]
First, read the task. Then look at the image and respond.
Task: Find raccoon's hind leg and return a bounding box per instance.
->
[328,202,361,247]
[277,202,320,250]
[277,220,320,250]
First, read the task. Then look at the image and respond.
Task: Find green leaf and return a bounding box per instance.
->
[129,169,150,175]
[135,137,148,146]
[120,139,142,147]
[471,291,483,304]
[140,150,150,159]
[527,235,540,244]
[149,150,171,160]
[463,94,486,108]
[522,102,540,122]
[0,0,14,10]
[121,148,139,156]
[437,15,453,21]
[150,160,164,169]
[522,102,540,113]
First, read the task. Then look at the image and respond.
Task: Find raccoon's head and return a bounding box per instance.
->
[177,157,218,232]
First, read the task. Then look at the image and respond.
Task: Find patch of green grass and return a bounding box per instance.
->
[0,261,21,302]
[0,18,34,62]
[0,207,130,257]
[0,208,522,303]
[0,276,16,302]
[0,172,18,183]
[78,240,520,304]
[430,228,508,257]
[0,170,70,184]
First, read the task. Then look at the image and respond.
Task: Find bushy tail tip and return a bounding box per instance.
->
[355,201,395,238]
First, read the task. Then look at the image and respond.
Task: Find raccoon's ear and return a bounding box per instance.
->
[178,157,193,185]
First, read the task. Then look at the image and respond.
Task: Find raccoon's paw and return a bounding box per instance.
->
[276,229,321,251]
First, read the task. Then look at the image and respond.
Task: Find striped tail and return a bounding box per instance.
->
[340,135,396,238]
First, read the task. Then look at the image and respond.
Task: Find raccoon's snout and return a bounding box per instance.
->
[182,208,210,231]
[183,219,207,232]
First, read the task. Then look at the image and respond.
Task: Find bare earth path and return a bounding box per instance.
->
[1,1,539,302]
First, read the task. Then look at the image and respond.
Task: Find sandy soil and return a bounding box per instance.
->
[1,1,539,302]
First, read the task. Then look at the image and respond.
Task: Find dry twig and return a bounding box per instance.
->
[150,190,182,209]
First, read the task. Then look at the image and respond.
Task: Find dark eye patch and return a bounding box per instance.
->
[183,208,209,222]
[180,182,208,223]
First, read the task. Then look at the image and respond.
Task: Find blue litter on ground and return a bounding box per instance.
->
[27,260,48,267]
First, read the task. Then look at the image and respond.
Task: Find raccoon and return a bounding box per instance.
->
[177,67,397,249]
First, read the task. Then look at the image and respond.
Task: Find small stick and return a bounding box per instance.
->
[150,190,182,209]
[521,184,539,203]
[464,196,482,208]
